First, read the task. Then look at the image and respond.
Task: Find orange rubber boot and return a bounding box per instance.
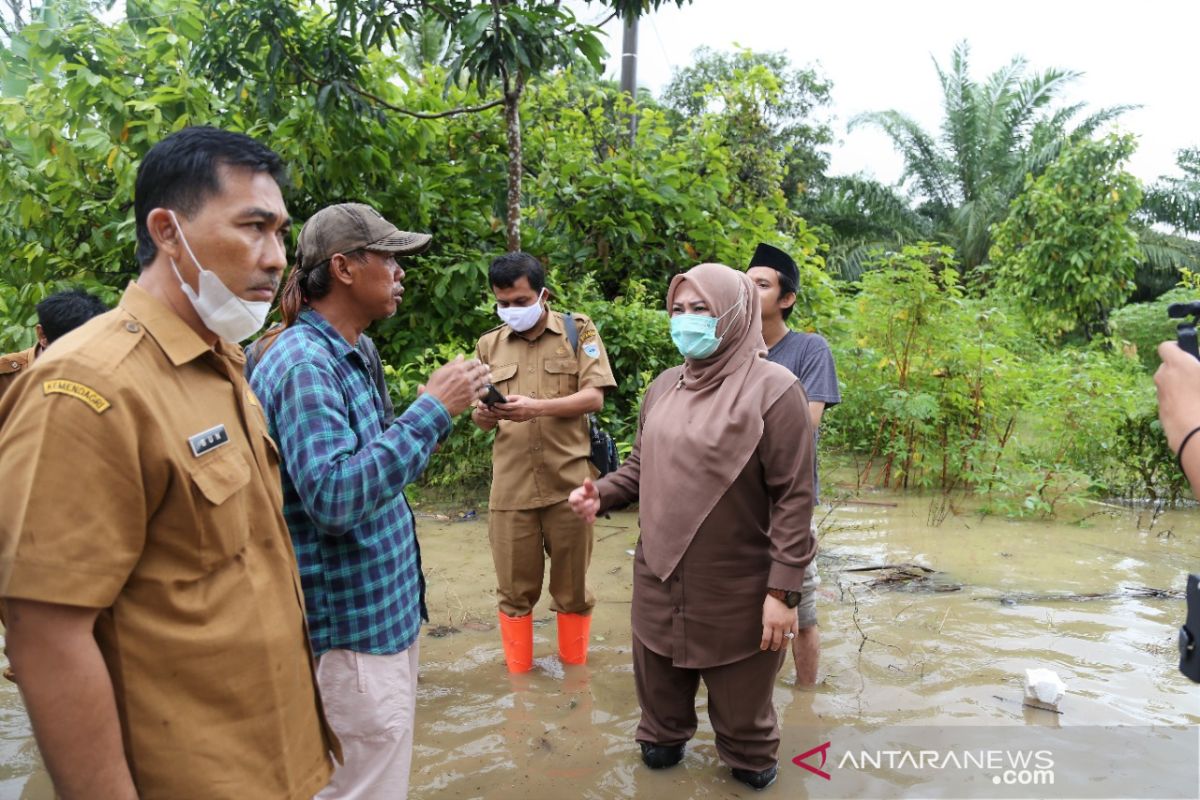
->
[557,612,591,665]
[498,612,533,673]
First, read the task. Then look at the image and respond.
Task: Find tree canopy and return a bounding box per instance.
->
[852,41,1131,271]
[2,2,1199,503]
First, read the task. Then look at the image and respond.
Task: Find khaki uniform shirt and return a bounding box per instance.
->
[476,310,616,511]
[0,344,38,406]
[0,284,335,799]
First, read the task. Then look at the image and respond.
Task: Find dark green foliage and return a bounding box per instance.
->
[1109,287,1196,372]
[2,4,1192,510]
[823,243,1032,492]
[991,134,1142,340]
[822,243,1178,510]
[662,47,833,206]
[853,41,1132,272]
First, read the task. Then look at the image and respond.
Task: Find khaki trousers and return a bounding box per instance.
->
[315,641,420,799]
[488,499,595,617]
[632,634,785,772]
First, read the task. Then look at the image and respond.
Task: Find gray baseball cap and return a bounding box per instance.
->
[296,203,431,268]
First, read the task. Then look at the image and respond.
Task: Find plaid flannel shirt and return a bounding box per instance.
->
[250,308,450,656]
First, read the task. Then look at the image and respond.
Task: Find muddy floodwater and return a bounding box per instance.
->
[1,492,1197,798]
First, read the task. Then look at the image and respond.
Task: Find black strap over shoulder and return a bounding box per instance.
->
[560,311,619,477]
[564,312,579,354]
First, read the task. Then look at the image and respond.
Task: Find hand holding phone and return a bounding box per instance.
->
[483,383,508,406]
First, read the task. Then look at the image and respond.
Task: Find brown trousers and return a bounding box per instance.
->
[632,634,786,771]
[487,499,595,617]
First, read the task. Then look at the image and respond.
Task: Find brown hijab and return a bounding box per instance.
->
[637,263,798,580]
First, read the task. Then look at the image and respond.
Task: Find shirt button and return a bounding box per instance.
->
[673,606,680,614]
[8,361,17,369]
[125,321,140,333]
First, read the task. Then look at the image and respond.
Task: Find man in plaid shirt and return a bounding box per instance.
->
[251,203,490,799]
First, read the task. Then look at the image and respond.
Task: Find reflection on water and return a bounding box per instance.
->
[2,494,1197,798]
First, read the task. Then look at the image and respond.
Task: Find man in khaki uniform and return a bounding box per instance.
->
[0,288,107,404]
[472,252,616,672]
[0,347,34,405]
[0,127,335,799]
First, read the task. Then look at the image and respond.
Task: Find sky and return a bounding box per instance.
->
[578,0,1200,188]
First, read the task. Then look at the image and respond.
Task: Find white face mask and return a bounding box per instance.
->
[497,289,546,333]
[167,210,272,342]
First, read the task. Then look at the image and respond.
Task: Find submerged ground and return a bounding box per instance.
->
[1,491,1196,798]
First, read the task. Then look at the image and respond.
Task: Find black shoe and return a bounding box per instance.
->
[731,765,778,790]
[639,741,685,769]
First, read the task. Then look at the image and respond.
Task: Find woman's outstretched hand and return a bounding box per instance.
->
[568,478,601,524]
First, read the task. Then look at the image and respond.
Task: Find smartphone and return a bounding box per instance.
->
[483,383,508,406]
[1180,574,1200,683]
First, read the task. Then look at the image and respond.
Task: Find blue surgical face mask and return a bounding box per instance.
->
[669,289,745,360]
[670,314,721,359]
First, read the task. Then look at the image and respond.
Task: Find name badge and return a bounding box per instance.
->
[189,424,229,457]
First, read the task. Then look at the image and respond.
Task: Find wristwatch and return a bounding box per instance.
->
[767,588,802,608]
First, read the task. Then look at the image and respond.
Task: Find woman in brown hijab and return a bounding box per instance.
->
[569,262,815,790]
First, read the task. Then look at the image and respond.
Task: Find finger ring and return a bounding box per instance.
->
[785,632,795,640]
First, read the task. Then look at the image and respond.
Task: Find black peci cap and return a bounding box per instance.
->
[748,243,799,290]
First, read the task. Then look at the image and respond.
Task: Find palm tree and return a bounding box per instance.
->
[800,175,932,280]
[852,41,1132,270]
[1131,147,1200,299]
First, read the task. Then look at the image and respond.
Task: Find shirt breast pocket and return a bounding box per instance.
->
[544,358,579,398]
[187,447,252,569]
[490,362,519,396]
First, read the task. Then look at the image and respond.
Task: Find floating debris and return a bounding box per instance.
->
[994,586,1183,605]
[843,563,962,593]
[426,625,460,638]
[1024,668,1066,712]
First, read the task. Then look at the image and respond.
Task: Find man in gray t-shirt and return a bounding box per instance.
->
[765,331,840,499]
[748,243,840,687]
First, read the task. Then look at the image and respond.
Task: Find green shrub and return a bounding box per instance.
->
[1109,287,1195,371]
[823,243,1033,491]
[823,243,1180,512]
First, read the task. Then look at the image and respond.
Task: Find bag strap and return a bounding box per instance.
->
[563,311,597,426]
[564,311,579,354]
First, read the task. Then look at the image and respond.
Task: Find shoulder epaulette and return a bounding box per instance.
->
[0,352,29,375]
[88,315,146,372]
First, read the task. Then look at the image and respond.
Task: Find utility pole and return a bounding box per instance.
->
[619,13,638,144]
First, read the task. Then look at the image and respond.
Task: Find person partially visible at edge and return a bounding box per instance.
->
[0,126,338,800]
[0,288,108,405]
[0,288,110,683]
[249,202,490,799]
[1156,340,1200,495]
[568,263,815,792]
[747,242,841,687]
[471,252,617,673]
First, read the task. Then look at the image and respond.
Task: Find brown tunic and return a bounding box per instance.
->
[597,371,815,669]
